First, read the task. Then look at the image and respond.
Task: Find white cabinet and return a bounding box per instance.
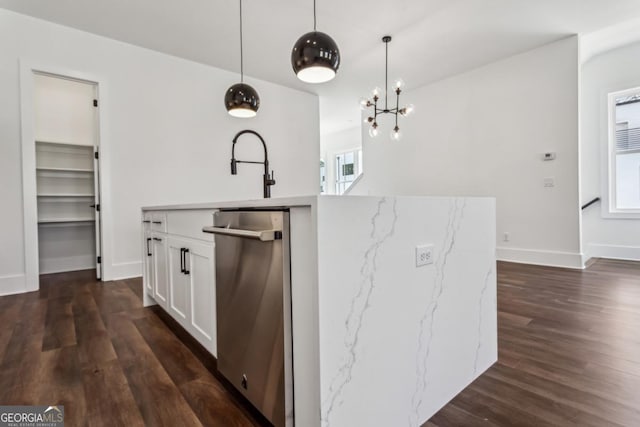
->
[142,209,216,356]
[167,237,190,322]
[151,212,167,233]
[166,235,216,355]
[185,239,216,355]
[143,214,153,294]
[152,234,169,308]
[142,224,168,310]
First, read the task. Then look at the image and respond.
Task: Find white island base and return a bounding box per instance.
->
[141,195,497,427]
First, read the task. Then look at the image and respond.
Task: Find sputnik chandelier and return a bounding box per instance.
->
[361,36,414,141]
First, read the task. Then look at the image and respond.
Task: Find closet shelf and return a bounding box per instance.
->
[37,193,94,198]
[35,140,94,149]
[36,167,93,173]
[38,218,94,224]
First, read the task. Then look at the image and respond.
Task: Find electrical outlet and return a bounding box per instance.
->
[503,232,509,242]
[416,245,434,267]
[544,177,555,188]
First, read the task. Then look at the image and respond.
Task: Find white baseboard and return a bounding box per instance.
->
[107,261,142,281]
[0,274,28,296]
[586,244,640,261]
[496,247,584,269]
[40,255,95,275]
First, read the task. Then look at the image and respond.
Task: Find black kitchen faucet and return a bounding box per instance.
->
[230,130,276,198]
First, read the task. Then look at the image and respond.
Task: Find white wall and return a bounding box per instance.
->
[320,126,361,195]
[580,41,640,261]
[351,37,582,268]
[0,9,319,294]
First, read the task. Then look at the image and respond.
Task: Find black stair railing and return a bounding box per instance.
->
[581,197,601,211]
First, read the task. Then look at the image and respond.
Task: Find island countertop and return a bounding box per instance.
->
[142,194,495,211]
[141,195,318,211]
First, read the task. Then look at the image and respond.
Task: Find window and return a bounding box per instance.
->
[607,88,640,215]
[320,159,326,194]
[335,149,362,195]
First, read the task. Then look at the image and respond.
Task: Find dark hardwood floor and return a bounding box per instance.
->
[0,269,262,427]
[0,259,638,426]
[429,259,640,427]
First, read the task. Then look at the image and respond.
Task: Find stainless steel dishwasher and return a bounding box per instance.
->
[203,210,293,427]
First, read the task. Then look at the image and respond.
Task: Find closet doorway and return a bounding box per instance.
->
[32,72,103,280]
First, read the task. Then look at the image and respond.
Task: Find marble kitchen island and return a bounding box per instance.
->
[141,195,497,427]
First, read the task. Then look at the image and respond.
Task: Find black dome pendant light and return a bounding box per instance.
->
[225,0,260,118]
[291,0,340,84]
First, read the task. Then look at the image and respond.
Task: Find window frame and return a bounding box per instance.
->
[604,87,640,218]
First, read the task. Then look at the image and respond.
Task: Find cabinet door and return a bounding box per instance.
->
[186,240,216,356]
[152,235,169,307]
[167,237,190,322]
[143,231,154,294]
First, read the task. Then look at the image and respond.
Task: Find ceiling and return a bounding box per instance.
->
[3,0,640,134]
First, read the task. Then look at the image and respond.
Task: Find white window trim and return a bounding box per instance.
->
[602,87,640,219]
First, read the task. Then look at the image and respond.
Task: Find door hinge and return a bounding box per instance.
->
[94,151,99,160]
[93,99,98,107]
[97,256,101,264]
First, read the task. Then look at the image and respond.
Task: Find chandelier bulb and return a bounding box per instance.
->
[390,126,402,141]
[372,87,383,98]
[360,97,370,110]
[402,103,415,116]
[394,78,405,90]
[369,126,379,138]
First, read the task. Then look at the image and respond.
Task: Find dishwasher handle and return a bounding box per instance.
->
[202,226,282,241]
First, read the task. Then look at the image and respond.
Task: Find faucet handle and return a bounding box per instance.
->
[267,170,276,186]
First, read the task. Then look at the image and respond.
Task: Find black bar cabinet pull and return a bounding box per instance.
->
[152,221,162,224]
[146,238,152,256]
[180,248,185,273]
[143,220,151,224]
[153,237,162,242]
[183,249,190,275]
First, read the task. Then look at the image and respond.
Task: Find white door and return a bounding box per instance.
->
[167,237,190,322]
[91,86,102,279]
[93,146,102,278]
[143,216,153,293]
[152,235,169,307]
[187,240,216,355]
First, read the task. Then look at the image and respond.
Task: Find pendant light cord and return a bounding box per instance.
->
[313,0,317,31]
[384,39,389,109]
[240,0,244,83]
